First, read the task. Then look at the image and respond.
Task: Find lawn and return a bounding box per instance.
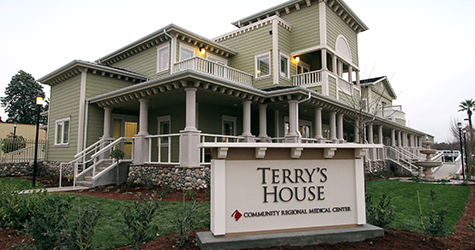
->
[366,179,471,234]
[0,177,44,189]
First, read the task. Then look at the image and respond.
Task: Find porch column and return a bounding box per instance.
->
[258,104,269,141]
[402,132,407,147]
[367,125,374,144]
[314,107,324,143]
[180,87,201,168]
[338,61,344,77]
[134,98,150,164]
[348,66,353,83]
[286,100,299,143]
[321,49,328,70]
[103,107,113,139]
[398,131,402,147]
[391,129,396,147]
[378,125,383,145]
[337,113,344,143]
[356,71,360,86]
[138,98,149,136]
[329,111,337,142]
[332,55,338,74]
[354,119,360,143]
[241,100,255,142]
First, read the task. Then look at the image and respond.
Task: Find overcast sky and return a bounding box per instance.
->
[0,0,474,142]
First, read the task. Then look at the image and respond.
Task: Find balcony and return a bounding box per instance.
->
[174,56,253,87]
[292,70,323,87]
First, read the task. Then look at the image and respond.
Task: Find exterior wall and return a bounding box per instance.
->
[326,5,359,66]
[308,86,323,94]
[280,4,320,52]
[219,25,273,89]
[197,103,242,135]
[329,75,337,99]
[278,25,293,87]
[86,74,133,98]
[0,123,46,140]
[112,42,165,80]
[339,92,353,105]
[395,118,406,126]
[46,75,81,162]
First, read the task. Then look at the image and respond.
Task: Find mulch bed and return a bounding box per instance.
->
[1,178,474,250]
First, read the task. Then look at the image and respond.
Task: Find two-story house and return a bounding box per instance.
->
[38,0,430,187]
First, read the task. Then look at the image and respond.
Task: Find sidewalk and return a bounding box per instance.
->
[20,185,90,194]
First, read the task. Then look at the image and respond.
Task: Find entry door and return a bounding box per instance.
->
[112,118,138,158]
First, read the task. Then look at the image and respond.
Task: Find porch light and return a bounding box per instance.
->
[201,48,206,55]
[32,96,44,187]
[36,96,44,106]
[295,56,300,63]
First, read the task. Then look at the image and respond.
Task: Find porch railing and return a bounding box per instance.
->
[145,134,181,165]
[292,70,323,86]
[174,57,253,87]
[200,134,245,164]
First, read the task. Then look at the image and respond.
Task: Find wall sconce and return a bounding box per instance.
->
[295,56,300,63]
[201,48,206,55]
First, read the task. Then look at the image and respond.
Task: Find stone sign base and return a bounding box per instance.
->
[196,224,384,250]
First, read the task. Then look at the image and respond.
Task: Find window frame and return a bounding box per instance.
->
[280,53,290,79]
[55,117,70,146]
[157,115,171,146]
[255,52,271,79]
[297,61,311,74]
[156,43,170,73]
[179,43,195,61]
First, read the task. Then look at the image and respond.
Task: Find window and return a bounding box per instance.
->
[55,118,70,145]
[157,115,171,144]
[255,52,270,78]
[222,115,237,142]
[157,44,169,73]
[180,43,195,61]
[297,61,310,74]
[284,117,312,138]
[280,53,289,78]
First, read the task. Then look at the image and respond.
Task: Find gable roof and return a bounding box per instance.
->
[231,0,368,33]
[359,76,397,99]
[38,60,147,86]
[96,24,238,66]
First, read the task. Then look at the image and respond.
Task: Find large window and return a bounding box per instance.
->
[55,118,70,145]
[180,43,195,61]
[157,44,169,73]
[280,53,289,78]
[255,52,270,78]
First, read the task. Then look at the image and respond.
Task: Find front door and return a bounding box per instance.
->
[112,118,138,158]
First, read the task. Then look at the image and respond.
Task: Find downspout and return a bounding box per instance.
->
[296,91,312,142]
[163,29,175,73]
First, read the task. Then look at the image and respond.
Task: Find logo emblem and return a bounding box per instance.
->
[231,210,242,221]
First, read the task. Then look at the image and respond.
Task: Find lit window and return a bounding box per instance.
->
[280,53,289,78]
[157,44,169,73]
[55,118,70,145]
[255,52,270,78]
[180,43,195,61]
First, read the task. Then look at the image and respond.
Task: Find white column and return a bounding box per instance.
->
[286,100,299,143]
[391,129,396,147]
[321,49,327,70]
[242,100,252,137]
[356,71,360,86]
[329,111,337,142]
[184,88,197,131]
[398,131,402,147]
[348,66,353,83]
[337,113,344,143]
[338,61,343,77]
[367,125,374,144]
[314,107,324,142]
[354,119,360,143]
[103,107,113,138]
[378,125,383,145]
[258,104,269,140]
[332,55,338,74]
[138,98,149,135]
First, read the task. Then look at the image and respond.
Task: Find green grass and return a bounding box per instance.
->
[366,179,471,234]
[0,177,44,189]
[51,193,210,249]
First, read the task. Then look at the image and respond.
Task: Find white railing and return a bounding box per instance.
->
[3,144,46,163]
[338,77,353,95]
[385,146,420,172]
[292,70,323,86]
[145,134,181,164]
[174,57,253,86]
[200,134,245,164]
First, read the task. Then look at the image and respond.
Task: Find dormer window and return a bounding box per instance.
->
[255,52,270,78]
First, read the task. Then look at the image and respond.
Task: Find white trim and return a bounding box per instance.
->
[157,115,171,146]
[279,52,290,79]
[335,35,352,63]
[214,15,291,42]
[55,117,70,146]
[179,42,196,61]
[291,45,359,71]
[77,69,87,153]
[319,1,327,46]
[255,51,271,79]
[272,19,279,84]
[207,54,228,65]
[296,60,310,74]
[156,43,170,73]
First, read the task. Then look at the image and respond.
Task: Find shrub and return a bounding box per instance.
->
[366,193,397,228]
[1,133,26,154]
[65,198,102,250]
[418,190,450,238]
[110,149,125,162]
[173,193,202,248]
[120,194,160,250]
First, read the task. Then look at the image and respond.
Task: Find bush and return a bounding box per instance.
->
[173,192,202,248]
[1,133,26,154]
[65,198,102,250]
[366,193,397,228]
[419,190,450,238]
[120,194,160,250]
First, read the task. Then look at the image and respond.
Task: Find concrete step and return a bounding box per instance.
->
[76,180,92,187]
[84,176,92,181]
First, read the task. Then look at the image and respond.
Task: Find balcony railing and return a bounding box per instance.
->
[174,57,253,87]
[292,70,323,86]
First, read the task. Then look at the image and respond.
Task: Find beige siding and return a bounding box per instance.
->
[112,43,160,80]
[396,118,406,126]
[46,76,81,162]
[326,5,359,66]
[279,25,293,87]
[85,105,104,148]
[329,76,337,99]
[220,27,273,89]
[339,92,353,105]
[280,4,320,52]
[86,74,133,99]
[308,86,322,94]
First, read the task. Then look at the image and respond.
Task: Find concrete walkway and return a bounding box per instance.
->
[432,162,461,180]
[20,185,90,194]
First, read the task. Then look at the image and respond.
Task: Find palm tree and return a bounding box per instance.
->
[459,99,475,175]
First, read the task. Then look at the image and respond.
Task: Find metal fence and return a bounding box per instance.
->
[0,138,47,162]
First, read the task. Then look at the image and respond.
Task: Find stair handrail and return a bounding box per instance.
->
[385,146,420,172]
